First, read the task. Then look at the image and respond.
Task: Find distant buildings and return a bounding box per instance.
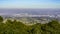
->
[13,13,60,18]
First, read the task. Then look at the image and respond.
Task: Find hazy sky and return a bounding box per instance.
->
[0,0,60,8]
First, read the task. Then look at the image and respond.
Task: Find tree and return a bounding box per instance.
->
[0,16,3,22]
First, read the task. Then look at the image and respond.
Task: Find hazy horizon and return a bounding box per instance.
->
[0,9,60,16]
[0,0,60,15]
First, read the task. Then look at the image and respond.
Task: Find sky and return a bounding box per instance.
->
[0,0,60,8]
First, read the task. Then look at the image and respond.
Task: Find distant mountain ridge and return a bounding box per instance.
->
[0,9,60,16]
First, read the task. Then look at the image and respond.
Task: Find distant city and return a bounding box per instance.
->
[0,9,60,18]
[0,9,60,25]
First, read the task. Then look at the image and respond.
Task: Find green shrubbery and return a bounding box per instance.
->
[0,16,60,34]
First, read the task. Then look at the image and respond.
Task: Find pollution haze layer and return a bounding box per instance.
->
[0,9,60,16]
[0,0,60,17]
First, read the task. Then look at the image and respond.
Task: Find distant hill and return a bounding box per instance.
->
[0,9,60,15]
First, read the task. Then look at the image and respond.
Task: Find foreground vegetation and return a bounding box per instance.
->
[0,16,60,34]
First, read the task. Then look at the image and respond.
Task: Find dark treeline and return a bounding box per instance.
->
[0,16,60,34]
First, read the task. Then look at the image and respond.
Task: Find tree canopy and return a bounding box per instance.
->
[0,16,60,34]
[0,16,3,22]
